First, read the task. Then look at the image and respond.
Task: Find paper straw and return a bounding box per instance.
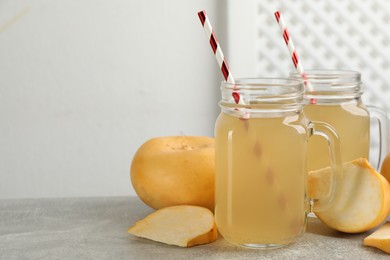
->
[198,10,243,106]
[274,11,316,104]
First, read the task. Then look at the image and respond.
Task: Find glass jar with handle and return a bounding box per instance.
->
[215,78,342,248]
[291,70,388,171]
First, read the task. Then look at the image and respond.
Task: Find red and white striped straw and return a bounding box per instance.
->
[198,10,242,105]
[274,11,316,100]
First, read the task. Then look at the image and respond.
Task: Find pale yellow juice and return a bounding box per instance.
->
[215,112,308,246]
[304,101,370,171]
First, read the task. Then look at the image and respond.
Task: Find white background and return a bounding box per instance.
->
[1,0,390,199]
[0,0,223,199]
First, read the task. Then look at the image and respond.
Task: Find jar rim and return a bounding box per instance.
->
[220,77,304,114]
[289,69,362,99]
[223,77,304,92]
[290,69,361,81]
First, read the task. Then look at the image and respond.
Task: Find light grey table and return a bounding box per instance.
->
[0,196,388,259]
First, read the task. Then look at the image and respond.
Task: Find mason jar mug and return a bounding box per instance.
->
[215,78,342,248]
[291,70,388,171]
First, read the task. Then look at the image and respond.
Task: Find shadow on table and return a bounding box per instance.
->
[305,216,365,239]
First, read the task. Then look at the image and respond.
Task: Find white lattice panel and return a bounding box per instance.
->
[254,0,390,111]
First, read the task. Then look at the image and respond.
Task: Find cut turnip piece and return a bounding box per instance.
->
[364,222,390,254]
[308,158,390,233]
[128,205,217,247]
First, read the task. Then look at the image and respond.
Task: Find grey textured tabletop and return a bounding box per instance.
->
[0,196,388,259]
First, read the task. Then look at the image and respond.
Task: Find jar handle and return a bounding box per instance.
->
[308,121,343,212]
[367,105,389,170]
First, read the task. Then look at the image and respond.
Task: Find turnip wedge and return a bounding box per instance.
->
[309,158,390,233]
[128,205,217,247]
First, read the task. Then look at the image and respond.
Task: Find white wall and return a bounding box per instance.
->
[6,0,387,200]
[0,0,224,199]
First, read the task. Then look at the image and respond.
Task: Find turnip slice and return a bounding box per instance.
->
[128,205,217,247]
[308,158,390,233]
